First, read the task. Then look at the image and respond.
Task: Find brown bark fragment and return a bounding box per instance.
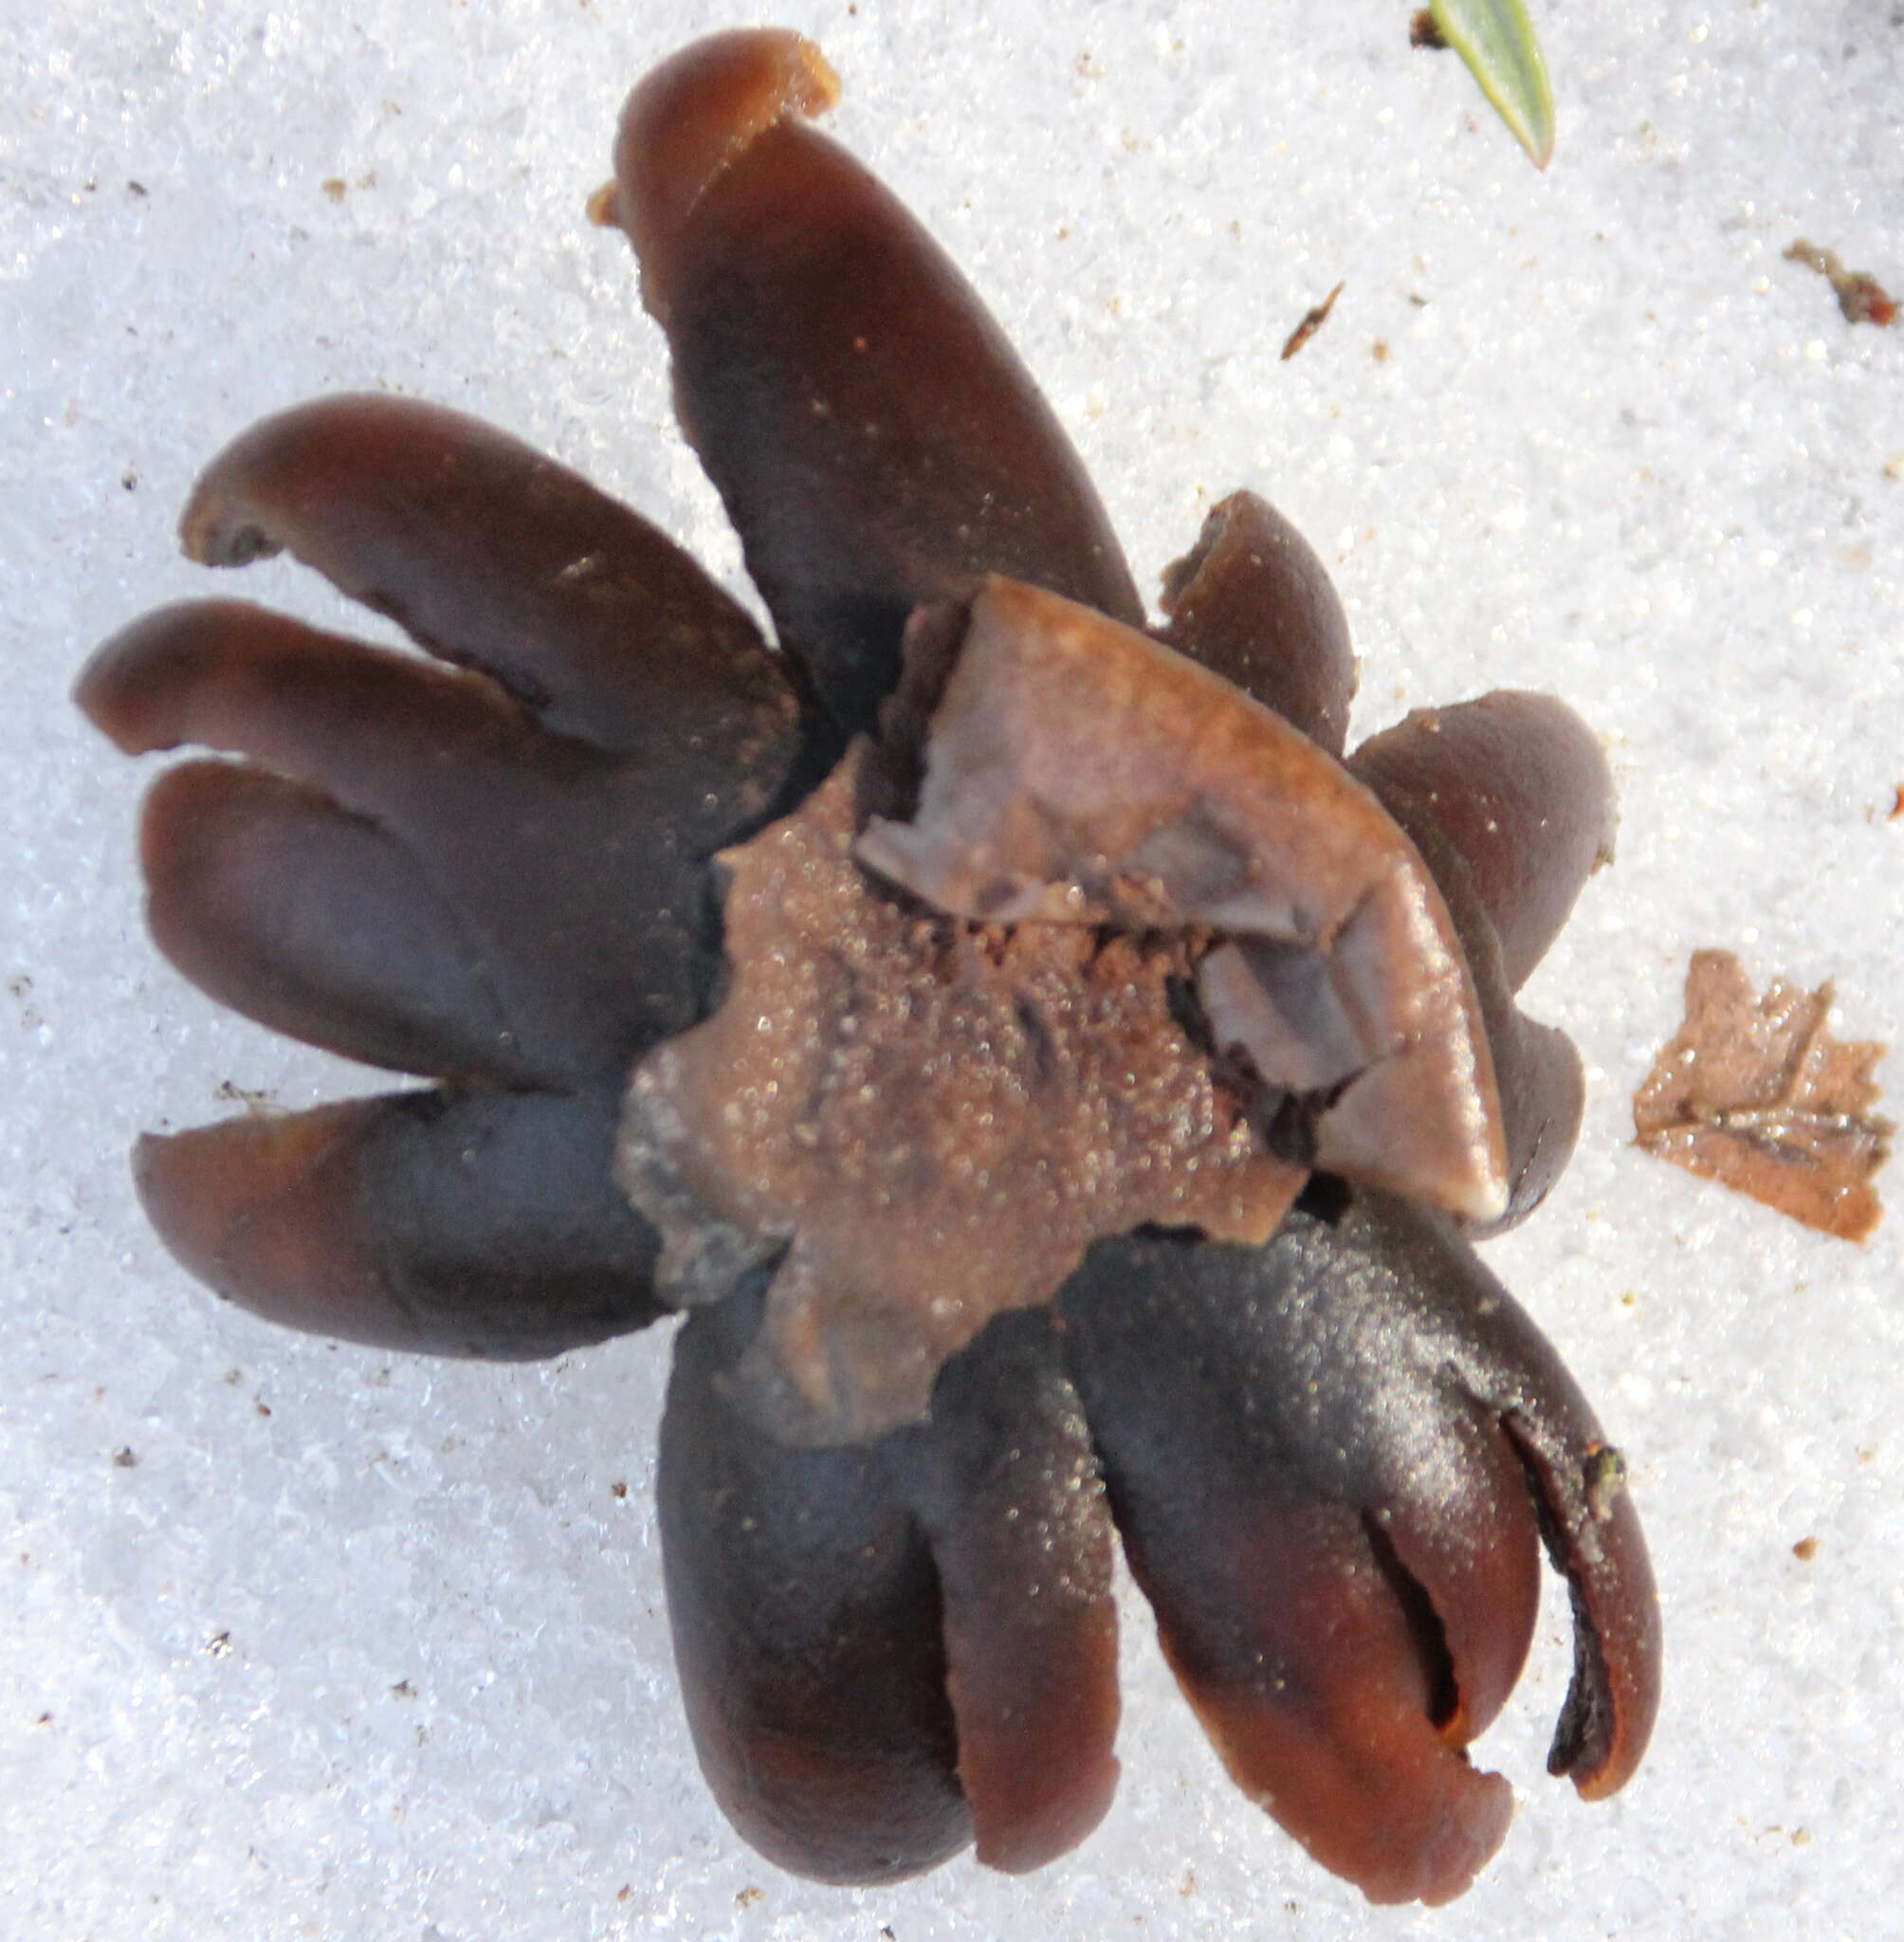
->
[1634,949,1891,1241]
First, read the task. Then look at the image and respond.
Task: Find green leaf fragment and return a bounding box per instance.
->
[1428,0,1556,170]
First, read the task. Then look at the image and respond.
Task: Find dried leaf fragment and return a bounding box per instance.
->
[1634,949,1891,1241]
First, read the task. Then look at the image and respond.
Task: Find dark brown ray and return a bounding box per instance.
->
[1059,1192,1658,1903]
[178,391,802,768]
[79,600,735,1079]
[136,1084,664,1358]
[1348,691,1614,993]
[884,1310,1121,1872]
[137,760,542,1084]
[606,28,1141,738]
[658,1294,972,1883]
[1158,489,1358,755]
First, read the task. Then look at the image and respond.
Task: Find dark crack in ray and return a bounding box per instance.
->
[1272,1192,1660,1800]
[884,1310,1121,1873]
[1058,1213,1550,1905]
[659,1292,972,1884]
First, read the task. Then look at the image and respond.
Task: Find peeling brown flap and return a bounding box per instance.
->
[1635,949,1891,1241]
[858,579,1508,1221]
[619,749,1304,1447]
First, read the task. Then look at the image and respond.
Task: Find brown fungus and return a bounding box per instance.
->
[75,27,1658,1906]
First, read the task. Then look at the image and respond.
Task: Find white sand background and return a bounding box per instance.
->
[6,3,1901,1937]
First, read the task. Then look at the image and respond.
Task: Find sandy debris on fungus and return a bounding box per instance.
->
[620,743,1307,1447]
[1634,949,1892,1242]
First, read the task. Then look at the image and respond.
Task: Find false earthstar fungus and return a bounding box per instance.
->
[77,25,1658,1906]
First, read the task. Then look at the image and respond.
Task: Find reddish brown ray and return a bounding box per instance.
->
[1349,692,1614,994]
[1157,1497,1515,1908]
[1060,1194,1659,1902]
[178,392,801,771]
[658,1296,971,1885]
[1158,489,1358,756]
[884,1310,1121,1873]
[605,29,1142,739]
[859,579,1508,1221]
[1363,1200,1659,1801]
[1060,1227,1535,1904]
[78,600,738,1078]
[1635,949,1891,1242]
[604,27,841,326]
[137,1085,664,1358]
[620,745,1303,1447]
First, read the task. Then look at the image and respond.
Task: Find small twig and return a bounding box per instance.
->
[1280,281,1345,361]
